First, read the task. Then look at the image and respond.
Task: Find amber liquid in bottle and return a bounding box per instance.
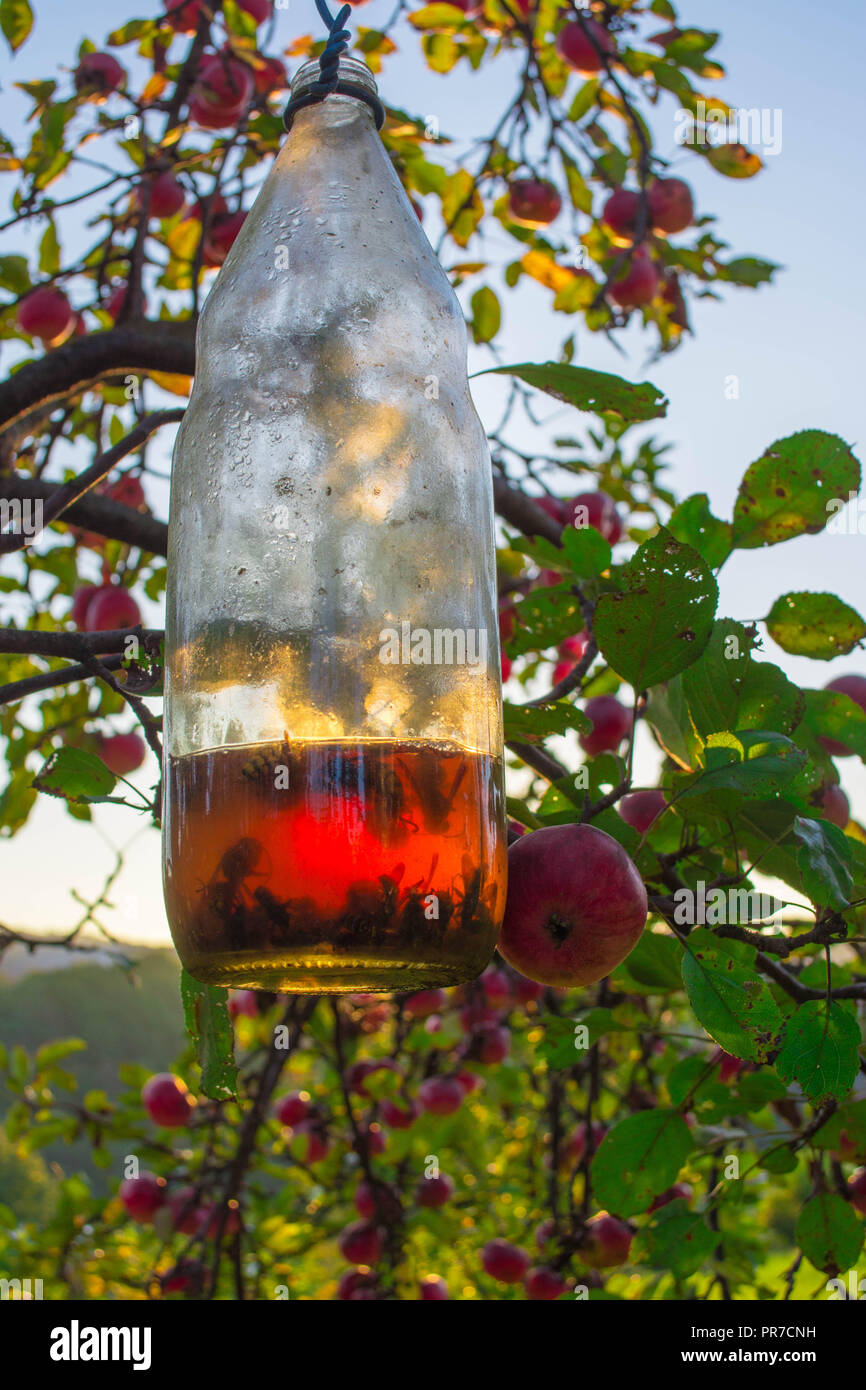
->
[163,740,506,992]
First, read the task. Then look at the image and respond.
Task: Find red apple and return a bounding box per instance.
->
[481,1238,530,1284]
[294,1121,330,1163]
[475,1022,510,1065]
[563,490,620,541]
[161,1259,206,1294]
[415,1173,455,1208]
[649,1183,693,1212]
[507,178,562,228]
[120,1172,165,1222]
[338,1269,378,1299]
[17,287,75,346]
[579,695,632,756]
[498,824,648,988]
[142,1072,195,1127]
[96,732,146,777]
[846,1168,866,1216]
[821,783,849,828]
[418,1076,464,1116]
[70,585,101,627]
[715,1050,743,1084]
[339,1220,382,1265]
[512,971,545,1003]
[252,54,288,97]
[619,789,667,834]
[380,1096,420,1129]
[501,653,513,682]
[602,188,641,242]
[275,1091,311,1127]
[168,1187,206,1235]
[227,988,259,1019]
[455,1070,483,1096]
[203,209,247,267]
[559,631,589,662]
[608,249,659,308]
[74,52,126,98]
[238,0,271,21]
[820,675,866,756]
[525,1265,567,1300]
[190,55,254,129]
[480,965,511,1006]
[355,1180,401,1222]
[85,586,142,632]
[647,178,694,235]
[136,171,186,219]
[404,989,448,1020]
[580,1213,632,1268]
[104,474,146,510]
[556,19,615,74]
[419,1275,450,1300]
[162,0,204,32]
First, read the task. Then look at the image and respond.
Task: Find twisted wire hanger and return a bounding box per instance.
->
[283,0,386,132]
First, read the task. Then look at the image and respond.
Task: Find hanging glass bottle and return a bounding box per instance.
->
[162,46,506,992]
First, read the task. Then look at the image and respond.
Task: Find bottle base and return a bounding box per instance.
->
[179,948,495,995]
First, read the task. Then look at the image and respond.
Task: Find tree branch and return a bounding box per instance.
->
[0,409,183,555]
[0,321,196,433]
[0,477,168,554]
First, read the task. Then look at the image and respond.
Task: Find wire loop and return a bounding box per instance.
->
[283,0,386,132]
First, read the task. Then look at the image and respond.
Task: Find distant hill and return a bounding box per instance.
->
[0,948,188,1193]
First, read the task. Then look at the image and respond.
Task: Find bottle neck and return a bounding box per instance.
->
[285,56,384,134]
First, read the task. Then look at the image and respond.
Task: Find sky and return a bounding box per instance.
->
[1,0,865,947]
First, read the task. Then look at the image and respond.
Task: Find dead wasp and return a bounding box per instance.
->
[395,755,468,835]
[241,732,293,788]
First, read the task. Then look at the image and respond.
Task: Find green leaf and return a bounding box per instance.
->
[591,1109,693,1218]
[703,143,762,178]
[35,1038,86,1069]
[469,285,501,344]
[181,969,237,1101]
[0,253,31,295]
[732,431,861,549]
[568,78,599,123]
[38,220,60,275]
[593,529,719,690]
[508,582,584,657]
[33,747,117,802]
[795,1193,864,1275]
[503,699,590,742]
[765,591,866,660]
[667,493,732,569]
[802,687,866,761]
[715,256,779,287]
[411,3,472,28]
[559,523,611,577]
[793,816,853,910]
[480,362,667,423]
[616,930,682,992]
[676,730,806,804]
[0,0,33,53]
[776,1000,861,1103]
[681,929,785,1061]
[634,1200,718,1278]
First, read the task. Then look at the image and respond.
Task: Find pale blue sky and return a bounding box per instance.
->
[1,1,864,943]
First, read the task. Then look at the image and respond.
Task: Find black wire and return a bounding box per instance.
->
[283,0,386,132]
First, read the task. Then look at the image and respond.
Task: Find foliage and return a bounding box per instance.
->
[0,1,864,1302]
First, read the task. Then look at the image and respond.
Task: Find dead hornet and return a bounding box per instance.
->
[241,731,293,788]
[359,758,414,840]
[197,837,270,917]
[396,754,468,835]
